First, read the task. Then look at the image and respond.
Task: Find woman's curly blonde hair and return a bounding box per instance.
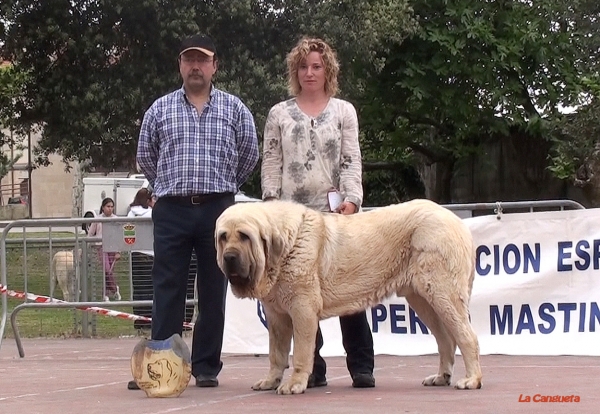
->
[286,37,339,97]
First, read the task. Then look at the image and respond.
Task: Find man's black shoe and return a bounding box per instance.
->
[127,380,141,390]
[352,372,375,388]
[195,374,219,387]
[307,373,327,388]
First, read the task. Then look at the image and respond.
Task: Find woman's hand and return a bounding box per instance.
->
[336,201,357,215]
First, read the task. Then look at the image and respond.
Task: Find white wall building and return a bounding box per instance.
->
[1,128,76,218]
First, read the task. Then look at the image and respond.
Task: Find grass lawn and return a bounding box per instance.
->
[3,232,145,339]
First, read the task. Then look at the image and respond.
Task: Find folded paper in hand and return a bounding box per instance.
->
[327,189,343,212]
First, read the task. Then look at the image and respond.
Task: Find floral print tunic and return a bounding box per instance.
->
[261,98,363,212]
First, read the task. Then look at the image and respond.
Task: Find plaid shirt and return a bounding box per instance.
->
[137,86,259,197]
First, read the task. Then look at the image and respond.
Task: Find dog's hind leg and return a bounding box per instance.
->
[405,292,456,386]
[66,268,77,302]
[252,305,293,392]
[50,260,57,301]
[427,288,482,390]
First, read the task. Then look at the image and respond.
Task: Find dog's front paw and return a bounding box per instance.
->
[422,373,451,386]
[276,378,307,395]
[455,376,482,390]
[252,377,281,391]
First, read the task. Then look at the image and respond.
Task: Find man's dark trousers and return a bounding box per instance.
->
[151,193,234,378]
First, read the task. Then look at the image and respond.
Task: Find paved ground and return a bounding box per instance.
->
[1,337,598,414]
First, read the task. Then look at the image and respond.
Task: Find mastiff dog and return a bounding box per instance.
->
[215,199,482,395]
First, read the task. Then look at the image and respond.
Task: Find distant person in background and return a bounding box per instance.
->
[88,197,122,301]
[127,188,154,218]
[127,187,154,330]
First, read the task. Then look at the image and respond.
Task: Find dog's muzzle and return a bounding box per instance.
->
[222,251,250,284]
[147,364,161,381]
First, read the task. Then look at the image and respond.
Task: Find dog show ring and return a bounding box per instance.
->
[130,333,192,397]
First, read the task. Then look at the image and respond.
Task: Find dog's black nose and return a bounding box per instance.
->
[223,252,237,264]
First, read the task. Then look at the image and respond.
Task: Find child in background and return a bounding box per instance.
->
[88,197,121,301]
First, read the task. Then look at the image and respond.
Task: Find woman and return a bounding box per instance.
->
[127,187,154,218]
[261,37,375,388]
[127,187,154,329]
[88,197,121,301]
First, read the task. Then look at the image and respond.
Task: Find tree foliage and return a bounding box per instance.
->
[1,0,599,204]
[0,1,415,172]
[0,64,27,179]
[1,0,199,170]
[0,64,27,138]
[355,0,598,201]
[546,0,600,196]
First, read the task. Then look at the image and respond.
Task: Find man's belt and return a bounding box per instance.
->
[160,192,233,206]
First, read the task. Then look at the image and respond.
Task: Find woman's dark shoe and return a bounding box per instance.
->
[307,373,328,388]
[351,372,375,388]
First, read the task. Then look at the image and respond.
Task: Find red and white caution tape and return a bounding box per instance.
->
[0,284,194,328]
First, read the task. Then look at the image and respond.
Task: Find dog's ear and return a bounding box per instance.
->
[262,230,285,269]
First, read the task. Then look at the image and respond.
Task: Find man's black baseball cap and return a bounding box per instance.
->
[179,34,216,57]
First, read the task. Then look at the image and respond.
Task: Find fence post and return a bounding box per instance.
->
[81,241,89,337]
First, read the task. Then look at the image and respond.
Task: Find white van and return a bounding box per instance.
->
[81,175,259,231]
[81,176,148,231]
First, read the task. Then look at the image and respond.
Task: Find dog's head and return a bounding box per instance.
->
[215,202,289,298]
[147,359,172,382]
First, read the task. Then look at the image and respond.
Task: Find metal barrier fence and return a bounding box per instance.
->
[363,199,586,217]
[0,216,197,357]
[0,199,586,357]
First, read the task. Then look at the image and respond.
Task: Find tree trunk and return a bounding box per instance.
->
[575,141,600,207]
[415,157,455,203]
[71,162,86,218]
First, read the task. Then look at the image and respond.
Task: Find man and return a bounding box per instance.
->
[129,34,259,389]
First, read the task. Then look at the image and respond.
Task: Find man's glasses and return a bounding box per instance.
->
[181,56,213,64]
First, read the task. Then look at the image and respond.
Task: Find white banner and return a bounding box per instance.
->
[222,208,600,356]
